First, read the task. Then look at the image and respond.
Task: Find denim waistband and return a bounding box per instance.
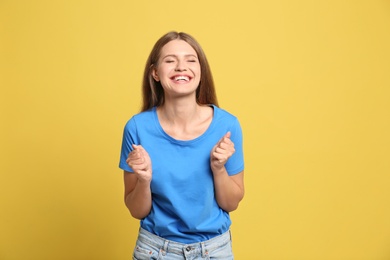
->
[137,227,231,256]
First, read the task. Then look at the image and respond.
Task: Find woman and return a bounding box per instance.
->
[119,31,244,259]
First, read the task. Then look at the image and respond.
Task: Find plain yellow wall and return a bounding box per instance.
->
[1,1,390,259]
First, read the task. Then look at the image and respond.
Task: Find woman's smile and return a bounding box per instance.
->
[153,39,201,96]
[171,74,192,82]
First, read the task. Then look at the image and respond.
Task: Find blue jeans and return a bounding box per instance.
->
[133,228,234,260]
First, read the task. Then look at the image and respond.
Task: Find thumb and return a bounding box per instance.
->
[133,145,148,156]
[216,132,231,146]
[132,144,142,150]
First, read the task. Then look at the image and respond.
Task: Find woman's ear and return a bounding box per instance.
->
[152,68,160,82]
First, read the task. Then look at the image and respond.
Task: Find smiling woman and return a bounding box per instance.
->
[118,31,245,259]
[152,40,201,100]
[2,1,390,259]
[140,32,218,112]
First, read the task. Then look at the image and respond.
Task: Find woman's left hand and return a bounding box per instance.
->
[210,132,235,172]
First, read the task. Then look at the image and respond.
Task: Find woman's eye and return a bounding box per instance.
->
[188,60,197,63]
[165,60,174,63]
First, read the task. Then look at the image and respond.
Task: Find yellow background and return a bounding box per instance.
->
[1,1,390,259]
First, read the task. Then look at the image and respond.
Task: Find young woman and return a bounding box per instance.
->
[119,31,245,259]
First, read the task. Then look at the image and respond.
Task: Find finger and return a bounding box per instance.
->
[214,147,225,154]
[215,146,234,156]
[133,144,149,156]
[217,141,228,150]
[212,151,228,163]
[215,142,235,157]
[127,155,144,164]
[129,149,141,159]
[130,145,146,158]
[127,150,144,164]
[223,131,233,143]
[216,132,231,146]
[218,140,234,152]
[131,162,147,171]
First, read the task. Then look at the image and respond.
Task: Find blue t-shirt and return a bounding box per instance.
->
[119,105,244,243]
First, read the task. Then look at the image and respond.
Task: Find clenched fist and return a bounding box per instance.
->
[210,132,235,173]
[126,144,152,183]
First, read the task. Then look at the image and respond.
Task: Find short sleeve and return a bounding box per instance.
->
[119,118,138,172]
[225,118,244,175]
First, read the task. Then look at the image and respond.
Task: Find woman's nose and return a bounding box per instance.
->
[174,60,186,71]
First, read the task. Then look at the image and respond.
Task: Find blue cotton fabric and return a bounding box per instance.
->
[119,105,244,243]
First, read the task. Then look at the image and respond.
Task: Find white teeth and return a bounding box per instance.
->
[174,76,189,81]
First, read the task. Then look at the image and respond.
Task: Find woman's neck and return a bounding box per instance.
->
[156,97,213,141]
[158,99,200,126]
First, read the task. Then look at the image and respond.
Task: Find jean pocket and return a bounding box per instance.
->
[133,245,156,260]
[207,241,233,259]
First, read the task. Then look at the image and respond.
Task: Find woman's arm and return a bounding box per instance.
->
[123,145,152,219]
[210,132,244,212]
[212,169,244,212]
[210,132,245,212]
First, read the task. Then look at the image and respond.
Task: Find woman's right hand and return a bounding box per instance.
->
[126,144,152,183]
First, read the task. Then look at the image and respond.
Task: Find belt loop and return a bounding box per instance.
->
[201,242,208,258]
[160,240,168,256]
[163,240,169,252]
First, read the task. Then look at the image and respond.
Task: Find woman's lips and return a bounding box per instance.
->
[171,75,191,82]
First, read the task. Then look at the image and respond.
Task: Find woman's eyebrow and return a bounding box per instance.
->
[162,54,198,59]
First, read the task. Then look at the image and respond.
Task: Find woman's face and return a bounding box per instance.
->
[153,39,201,100]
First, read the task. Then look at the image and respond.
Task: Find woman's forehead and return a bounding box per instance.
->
[160,40,197,56]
